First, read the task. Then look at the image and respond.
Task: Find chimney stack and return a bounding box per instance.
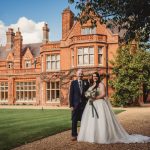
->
[42,23,49,44]
[62,7,74,39]
[13,28,23,69]
[6,28,15,50]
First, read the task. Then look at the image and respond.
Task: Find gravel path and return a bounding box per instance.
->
[13,107,150,150]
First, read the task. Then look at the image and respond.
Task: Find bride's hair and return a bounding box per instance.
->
[90,72,100,88]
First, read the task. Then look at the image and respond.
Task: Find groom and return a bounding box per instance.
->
[69,69,89,141]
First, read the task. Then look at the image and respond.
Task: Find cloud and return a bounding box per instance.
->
[0,21,7,46]
[0,17,45,46]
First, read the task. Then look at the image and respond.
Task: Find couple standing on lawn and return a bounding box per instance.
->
[69,69,150,144]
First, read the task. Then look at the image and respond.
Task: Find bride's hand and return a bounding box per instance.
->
[94,96,100,100]
[91,97,96,102]
[93,82,96,87]
[94,97,97,100]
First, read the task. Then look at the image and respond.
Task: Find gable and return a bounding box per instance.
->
[23,48,33,60]
[65,20,118,43]
[6,52,14,61]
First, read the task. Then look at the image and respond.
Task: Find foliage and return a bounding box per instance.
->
[68,0,150,43]
[109,44,150,106]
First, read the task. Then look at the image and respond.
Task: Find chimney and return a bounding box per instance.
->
[62,7,74,39]
[13,28,23,69]
[6,28,15,50]
[42,23,49,44]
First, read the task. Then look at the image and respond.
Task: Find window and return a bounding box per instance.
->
[25,60,31,68]
[98,47,103,64]
[46,82,60,102]
[7,62,13,69]
[0,82,8,101]
[71,49,74,67]
[16,82,36,101]
[78,47,94,65]
[46,54,60,71]
[81,27,96,35]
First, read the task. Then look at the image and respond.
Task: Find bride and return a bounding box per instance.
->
[77,72,150,144]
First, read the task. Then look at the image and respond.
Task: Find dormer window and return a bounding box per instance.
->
[81,27,96,35]
[7,62,13,69]
[25,60,31,68]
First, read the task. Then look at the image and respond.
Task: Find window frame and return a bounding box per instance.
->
[16,81,36,101]
[46,54,60,71]
[81,27,96,35]
[0,82,8,101]
[77,47,94,66]
[46,81,60,102]
[98,47,103,65]
[25,60,32,68]
[7,61,13,69]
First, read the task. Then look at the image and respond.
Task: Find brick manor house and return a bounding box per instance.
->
[0,7,149,106]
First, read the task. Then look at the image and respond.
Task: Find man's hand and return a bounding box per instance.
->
[70,107,74,111]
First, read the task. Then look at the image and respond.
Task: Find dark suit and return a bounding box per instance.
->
[69,79,89,137]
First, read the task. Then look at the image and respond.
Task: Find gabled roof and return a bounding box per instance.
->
[22,43,42,57]
[0,43,42,60]
[6,52,14,61]
[22,47,34,59]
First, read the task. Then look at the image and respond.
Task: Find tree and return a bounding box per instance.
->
[109,45,150,106]
[68,0,150,43]
[68,1,150,106]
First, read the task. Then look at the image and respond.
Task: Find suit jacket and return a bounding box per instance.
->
[69,79,89,108]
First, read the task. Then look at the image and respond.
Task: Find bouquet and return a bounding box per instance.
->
[85,88,99,118]
[85,88,97,105]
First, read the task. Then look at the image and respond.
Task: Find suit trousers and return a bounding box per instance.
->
[71,103,85,137]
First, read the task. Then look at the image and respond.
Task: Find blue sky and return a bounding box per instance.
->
[0,0,78,45]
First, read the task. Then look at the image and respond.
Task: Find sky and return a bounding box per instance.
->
[0,0,78,45]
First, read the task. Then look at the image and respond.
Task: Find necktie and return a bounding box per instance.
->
[79,81,82,93]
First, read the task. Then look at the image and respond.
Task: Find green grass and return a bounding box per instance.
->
[0,109,125,150]
[113,109,125,114]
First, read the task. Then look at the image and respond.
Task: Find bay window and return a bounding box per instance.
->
[78,47,94,66]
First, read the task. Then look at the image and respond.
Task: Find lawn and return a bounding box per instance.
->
[0,109,124,150]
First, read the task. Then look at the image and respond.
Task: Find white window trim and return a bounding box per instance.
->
[25,60,31,68]
[16,82,36,101]
[98,47,103,65]
[77,47,94,66]
[0,82,8,101]
[46,54,60,71]
[7,62,13,69]
[81,27,96,35]
[46,81,60,102]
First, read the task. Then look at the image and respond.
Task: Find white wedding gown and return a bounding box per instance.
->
[78,87,150,144]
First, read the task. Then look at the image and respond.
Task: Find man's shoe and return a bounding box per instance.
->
[71,136,77,141]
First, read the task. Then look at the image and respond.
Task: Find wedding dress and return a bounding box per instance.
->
[77,84,150,144]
